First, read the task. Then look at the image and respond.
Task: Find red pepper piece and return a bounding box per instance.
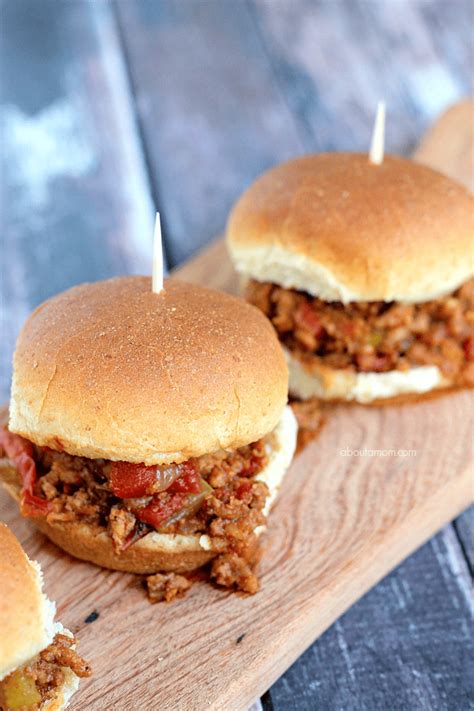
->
[0,427,52,517]
[135,493,188,529]
[0,427,33,461]
[109,462,158,499]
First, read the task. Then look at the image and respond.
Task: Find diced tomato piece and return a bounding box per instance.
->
[109,460,200,498]
[135,494,187,529]
[464,337,474,361]
[168,463,201,494]
[109,462,158,499]
[294,303,323,337]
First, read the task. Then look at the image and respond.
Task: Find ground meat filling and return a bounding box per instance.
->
[0,634,91,710]
[246,279,474,386]
[0,429,271,594]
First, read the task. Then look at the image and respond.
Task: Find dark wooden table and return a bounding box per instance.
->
[1,2,472,709]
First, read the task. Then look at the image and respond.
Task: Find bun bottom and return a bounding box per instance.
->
[338,385,462,407]
[286,348,453,404]
[36,519,218,575]
[2,484,217,573]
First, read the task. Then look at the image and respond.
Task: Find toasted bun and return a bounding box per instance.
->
[285,348,449,404]
[227,153,474,303]
[2,407,297,574]
[0,523,56,680]
[9,277,288,464]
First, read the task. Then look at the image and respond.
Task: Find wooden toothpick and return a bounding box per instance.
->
[152,212,164,294]
[369,101,386,165]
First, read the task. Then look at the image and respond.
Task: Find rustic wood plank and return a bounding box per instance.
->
[1,390,472,710]
[0,0,155,402]
[454,507,474,574]
[252,0,472,155]
[264,525,473,711]
[114,0,304,266]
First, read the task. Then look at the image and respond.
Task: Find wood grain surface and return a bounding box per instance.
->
[0,0,156,393]
[1,105,473,710]
[1,390,473,710]
[2,2,473,708]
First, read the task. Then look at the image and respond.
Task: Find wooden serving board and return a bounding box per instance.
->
[1,102,473,711]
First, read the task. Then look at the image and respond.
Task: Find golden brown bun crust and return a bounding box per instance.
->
[227,153,474,302]
[10,277,288,464]
[285,347,451,404]
[0,524,54,679]
[34,519,216,574]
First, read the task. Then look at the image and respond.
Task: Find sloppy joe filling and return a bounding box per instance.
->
[0,633,91,711]
[246,279,474,386]
[0,426,271,594]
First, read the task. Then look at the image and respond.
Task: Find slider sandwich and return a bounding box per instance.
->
[0,523,90,710]
[0,277,296,595]
[227,154,474,404]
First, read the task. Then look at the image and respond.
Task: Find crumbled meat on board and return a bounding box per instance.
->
[211,552,260,594]
[146,572,193,603]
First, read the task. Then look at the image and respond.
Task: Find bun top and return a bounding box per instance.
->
[226,153,474,303]
[0,524,56,679]
[10,277,288,464]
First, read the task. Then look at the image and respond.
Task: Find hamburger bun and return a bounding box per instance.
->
[2,406,297,574]
[0,523,56,680]
[9,277,288,465]
[227,153,474,303]
[0,524,82,710]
